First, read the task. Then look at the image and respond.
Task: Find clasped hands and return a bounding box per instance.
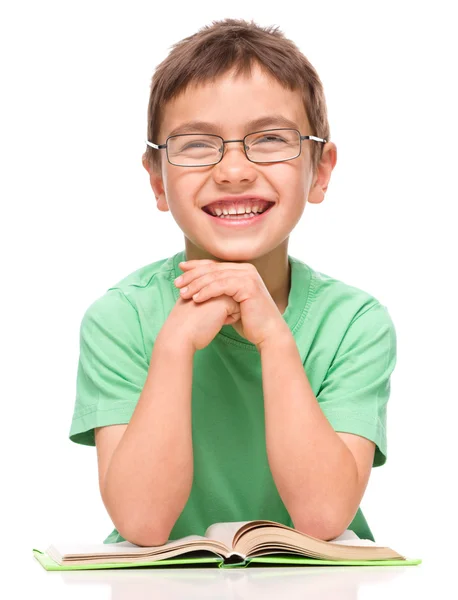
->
[174,259,290,350]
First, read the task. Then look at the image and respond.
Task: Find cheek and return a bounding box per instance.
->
[163,169,190,200]
[172,168,208,190]
[268,163,307,196]
[164,171,206,217]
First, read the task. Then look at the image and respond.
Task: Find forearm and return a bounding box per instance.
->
[259,332,359,540]
[103,334,195,546]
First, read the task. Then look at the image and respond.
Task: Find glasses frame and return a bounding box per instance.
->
[145,128,327,167]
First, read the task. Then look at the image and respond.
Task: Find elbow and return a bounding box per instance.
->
[292,494,359,541]
[102,492,171,547]
[293,512,349,542]
[117,520,170,547]
[294,522,342,542]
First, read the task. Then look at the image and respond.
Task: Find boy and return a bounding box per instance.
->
[69,18,396,547]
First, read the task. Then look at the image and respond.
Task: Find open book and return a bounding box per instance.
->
[33,520,421,570]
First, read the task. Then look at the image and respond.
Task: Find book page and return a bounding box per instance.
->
[330,530,362,543]
[49,535,210,558]
[204,522,378,549]
[329,529,379,546]
[204,521,252,550]
[202,523,380,552]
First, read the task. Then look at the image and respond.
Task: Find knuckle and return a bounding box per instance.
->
[248,275,257,289]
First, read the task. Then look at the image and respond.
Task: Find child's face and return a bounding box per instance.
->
[146,62,335,262]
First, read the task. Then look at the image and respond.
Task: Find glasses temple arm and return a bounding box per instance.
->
[145,140,167,149]
[302,135,327,143]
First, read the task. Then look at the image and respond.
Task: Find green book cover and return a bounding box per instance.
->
[33,549,422,571]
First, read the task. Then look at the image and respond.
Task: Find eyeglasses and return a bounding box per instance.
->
[145,128,327,167]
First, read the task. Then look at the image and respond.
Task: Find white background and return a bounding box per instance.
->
[2,0,457,579]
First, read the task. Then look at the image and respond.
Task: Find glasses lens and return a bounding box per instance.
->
[245,129,300,163]
[167,134,222,166]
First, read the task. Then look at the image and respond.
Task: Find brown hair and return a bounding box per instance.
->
[143,18,330,175]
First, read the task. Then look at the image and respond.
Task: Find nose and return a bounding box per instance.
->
[212,141,257,184]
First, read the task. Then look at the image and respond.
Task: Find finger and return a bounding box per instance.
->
[179,259,216,270]
[175,263,221,287]
[179,269,241,296]
[191,277,240,302]
[176,266,219,287]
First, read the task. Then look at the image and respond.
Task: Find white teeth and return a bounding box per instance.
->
[209,204,265,216]
[218,212,257,219]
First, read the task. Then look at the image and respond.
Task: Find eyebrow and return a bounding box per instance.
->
[167,115,300,137]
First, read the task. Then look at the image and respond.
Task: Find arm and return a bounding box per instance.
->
[97,334,195,547]
[259,331,375,541]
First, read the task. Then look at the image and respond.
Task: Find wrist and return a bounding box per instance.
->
[155,330,196,358]
[257,321,293,353]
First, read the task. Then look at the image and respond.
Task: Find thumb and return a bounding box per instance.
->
[225,295,241,322]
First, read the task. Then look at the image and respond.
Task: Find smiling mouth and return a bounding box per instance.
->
[202,202,275,218]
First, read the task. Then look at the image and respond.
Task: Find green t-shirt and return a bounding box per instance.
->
[70,249,396,544]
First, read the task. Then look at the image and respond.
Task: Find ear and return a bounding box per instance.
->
[142,154,169,212]
[307,142,337,205]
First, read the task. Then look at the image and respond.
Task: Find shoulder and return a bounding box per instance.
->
[288,257,395,353]
[305,261,394,328]
[107,252,180,299]
[82,251,183,325]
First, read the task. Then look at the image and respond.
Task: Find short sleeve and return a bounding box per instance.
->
[316,302,397,467]
[69,289,150,446]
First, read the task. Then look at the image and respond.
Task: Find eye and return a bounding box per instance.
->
[182,141,213,149]
[253,135,287,144]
